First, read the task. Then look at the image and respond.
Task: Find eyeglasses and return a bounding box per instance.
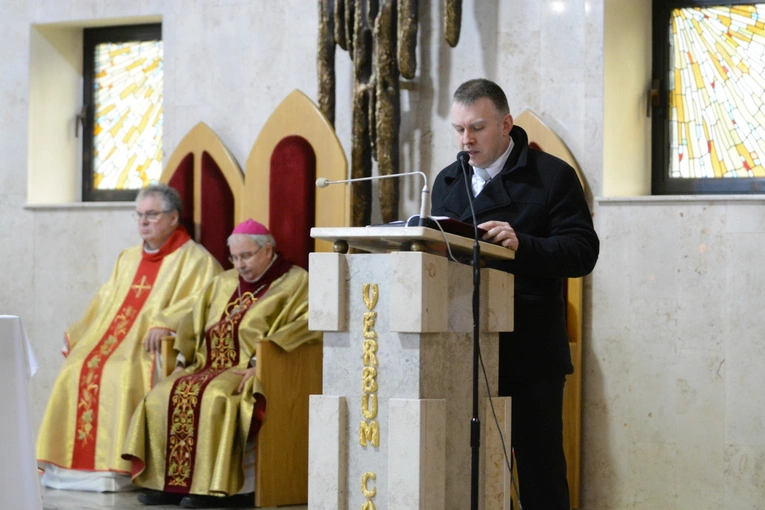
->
[133,210,171,222]
[228,247,263,264]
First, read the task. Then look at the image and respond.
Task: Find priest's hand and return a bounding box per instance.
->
[144,328,172,353]
[235,366,258,394]
[478,220,519,251]
[171,364,185,376]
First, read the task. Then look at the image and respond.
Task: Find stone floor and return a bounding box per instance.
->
[41,487,308,510]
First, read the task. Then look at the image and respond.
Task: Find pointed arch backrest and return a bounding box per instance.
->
[514,109,586,509]
[244,89,349,266]
[160,122,245,269]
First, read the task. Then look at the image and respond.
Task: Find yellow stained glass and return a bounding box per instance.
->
[92,40,163,190]
[669,5,765,179]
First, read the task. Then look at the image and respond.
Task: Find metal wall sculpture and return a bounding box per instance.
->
[318,0,462,226]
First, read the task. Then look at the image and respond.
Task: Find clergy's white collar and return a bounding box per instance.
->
[474,138,515,180]
[143,244,160,254]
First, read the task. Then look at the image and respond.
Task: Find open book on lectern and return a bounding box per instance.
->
[370,215,488,240]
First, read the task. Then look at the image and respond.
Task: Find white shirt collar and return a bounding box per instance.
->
[475,138,515,180]
[471,138,515,196]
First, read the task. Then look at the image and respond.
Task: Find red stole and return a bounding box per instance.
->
[71,227,191,470]
[162,256,291,493]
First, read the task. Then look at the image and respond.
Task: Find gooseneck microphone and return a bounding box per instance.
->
[315,171,430,225]
[457,150,470,166]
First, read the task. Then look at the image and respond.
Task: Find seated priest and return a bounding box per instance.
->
[123,219,321,508]
[37,184,222,492]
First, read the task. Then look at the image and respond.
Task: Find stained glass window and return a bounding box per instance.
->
[668,5,765,180]
[82,24,162,201]
[92,40,163,190]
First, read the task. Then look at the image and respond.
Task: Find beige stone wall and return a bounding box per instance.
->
[3,0,764,507]
[588,197,765,507]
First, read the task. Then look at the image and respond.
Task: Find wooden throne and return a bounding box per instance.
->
[159,121,245,269]
[160,99,347,508]
[245,89,348,508]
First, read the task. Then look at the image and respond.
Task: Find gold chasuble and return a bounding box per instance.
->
[123,256,320,497]
[37,227,222,475]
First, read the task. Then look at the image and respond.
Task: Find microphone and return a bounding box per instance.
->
[457,151,470,165]
[315,171,430,225]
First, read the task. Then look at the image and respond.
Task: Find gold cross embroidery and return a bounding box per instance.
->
[131,275,152,298]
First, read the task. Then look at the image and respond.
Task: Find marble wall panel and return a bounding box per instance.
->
[582,330,633,443]
[587,200,765,509]
[726,203,765,233]
[625,441,677,510]
[579,433,630,509]
[623,341,680,445]
[674,205,728,351]
[724,444,765,507]
[496,30,542,119]
[724,232,765,349]
[675,445,724,509]
[588,203,631,329]
[673,348,725,448]
[541,0,587,81]
[724,341,765,447]
[626,204,681,300]
[539,82,587,163]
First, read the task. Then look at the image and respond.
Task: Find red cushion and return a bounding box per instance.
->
[167,153,195,236]
[269,136,316,270]
[200,151,235,269]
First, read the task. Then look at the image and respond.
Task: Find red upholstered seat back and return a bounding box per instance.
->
[167,154,195,236]
[165,151,236,270]
[160,122,244,271]
[268,136,317,270]
[200,151,235,269]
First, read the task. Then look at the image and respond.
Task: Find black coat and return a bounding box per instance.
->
[431,126,599,385]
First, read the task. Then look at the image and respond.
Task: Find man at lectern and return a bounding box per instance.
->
[37,184,222,492]
[431,78,599,509]
[123,219,320,508]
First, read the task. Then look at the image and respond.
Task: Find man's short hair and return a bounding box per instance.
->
[136,184,183,216]
[453,79,510,117]
[227,233,277,250]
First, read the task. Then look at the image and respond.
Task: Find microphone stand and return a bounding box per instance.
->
[458,152,481,510]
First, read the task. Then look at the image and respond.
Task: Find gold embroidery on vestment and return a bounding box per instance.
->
[166,292,257,488]
[75,306,137,443]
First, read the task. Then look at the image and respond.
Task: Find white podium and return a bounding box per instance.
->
[307,227,515,510]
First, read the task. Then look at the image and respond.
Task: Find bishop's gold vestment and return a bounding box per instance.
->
[123,257,320,497]
[37,228,221,475]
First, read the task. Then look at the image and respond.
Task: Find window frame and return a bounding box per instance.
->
[651,0,765,194]
[82,23,162,202]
